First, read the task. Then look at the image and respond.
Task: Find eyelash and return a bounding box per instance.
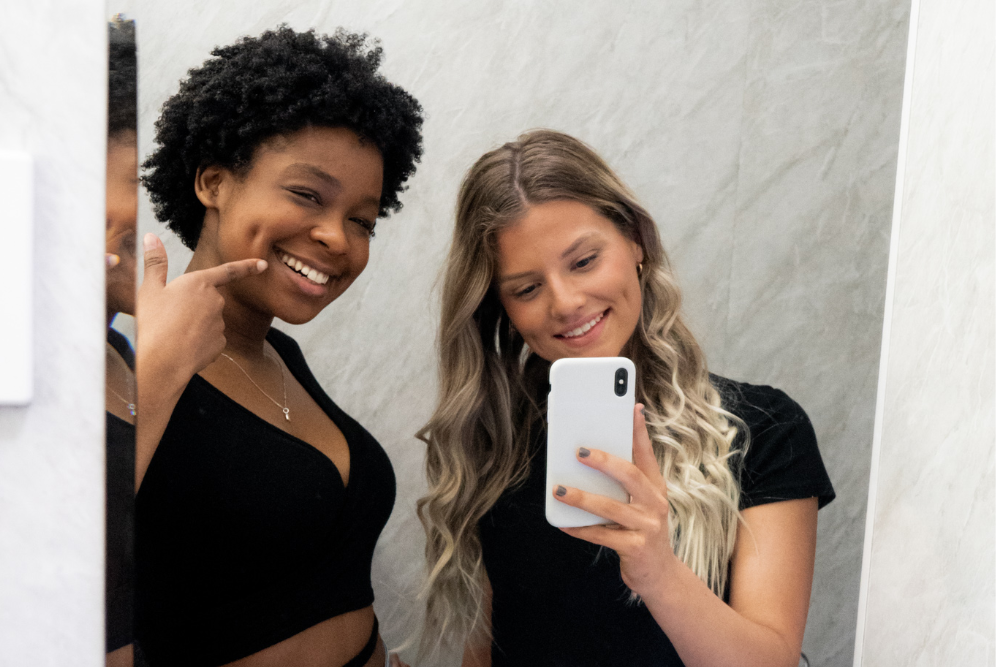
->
[290,190,376,238]
[514,284,537,299]
[512,253,599,299]
[290,189,321,205]
[352,218,377,238]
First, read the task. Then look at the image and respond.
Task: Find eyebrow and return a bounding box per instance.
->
[359,194,382,209]
[498,232,602,284]
[283,163,341,189]
[283,163,382,210]
[498,270,535,285]
[560,232,600,259]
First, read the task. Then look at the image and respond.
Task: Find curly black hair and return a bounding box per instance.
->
[108,18,137,139]
[141,26,424,249]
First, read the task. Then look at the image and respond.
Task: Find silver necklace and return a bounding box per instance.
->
[106,342,136,417]
[108,386,136,417]
[220,350,290,421]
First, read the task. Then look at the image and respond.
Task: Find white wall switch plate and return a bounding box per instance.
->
[0,151,33,404]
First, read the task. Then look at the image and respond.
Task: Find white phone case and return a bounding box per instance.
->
[545,357,636,527]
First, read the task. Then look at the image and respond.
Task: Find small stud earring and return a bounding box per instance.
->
[637,263,644,277]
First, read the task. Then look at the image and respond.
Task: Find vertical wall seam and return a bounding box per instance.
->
[852,0,921,664]
[721,0,755,368]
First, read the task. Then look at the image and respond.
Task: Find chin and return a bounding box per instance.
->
[537,337,631,362]
[273,306,325,326]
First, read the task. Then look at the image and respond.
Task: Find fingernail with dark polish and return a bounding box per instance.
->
[578,447,590,458]
[555,485,567,497]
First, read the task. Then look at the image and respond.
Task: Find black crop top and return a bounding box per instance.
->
[479,376,835,667]
[106,328,136,654]
[134,328,396,667]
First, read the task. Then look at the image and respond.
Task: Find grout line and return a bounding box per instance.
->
[721,0,756,370]
[851,0,921,664]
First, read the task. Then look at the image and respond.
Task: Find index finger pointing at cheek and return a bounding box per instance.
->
[205,258,268,286]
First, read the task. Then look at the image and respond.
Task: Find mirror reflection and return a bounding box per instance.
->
[105,15,138,667]
[127,3,911,666]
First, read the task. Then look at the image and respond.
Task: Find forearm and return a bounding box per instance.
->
[461,640,490,667]
[460,573,493,667]
[132,236,266,489]
[135,351,192,489]
[638,557,799,667]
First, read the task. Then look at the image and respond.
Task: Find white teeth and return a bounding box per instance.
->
[279,252,330,285]
[561,312,604,338]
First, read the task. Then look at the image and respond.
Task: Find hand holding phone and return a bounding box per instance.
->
[545,357,635,527]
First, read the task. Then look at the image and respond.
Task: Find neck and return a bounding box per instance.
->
[187,245,274,360]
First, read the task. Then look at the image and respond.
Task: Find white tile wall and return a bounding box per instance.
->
[857,0,995,664]
[0,0,107,664]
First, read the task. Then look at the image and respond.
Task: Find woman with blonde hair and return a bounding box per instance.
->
[418,130,834,667]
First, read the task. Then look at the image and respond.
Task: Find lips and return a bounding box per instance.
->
[277,251,330,285]
[555,309,608,339]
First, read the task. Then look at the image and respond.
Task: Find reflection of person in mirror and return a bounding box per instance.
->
[104,17,140,667]
[418,130,836,667]
[133,27,422,667]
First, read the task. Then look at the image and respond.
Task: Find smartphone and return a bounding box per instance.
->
[545,357,636,527]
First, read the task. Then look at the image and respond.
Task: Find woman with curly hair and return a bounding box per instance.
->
[133,27,422,667]
[104,17,140,667]
[418,130,834,667]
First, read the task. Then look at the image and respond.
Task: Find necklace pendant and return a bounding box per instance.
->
[283,407,290,421]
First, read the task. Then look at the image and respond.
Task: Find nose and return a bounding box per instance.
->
[310,214,351,255]
[548,275,586,320]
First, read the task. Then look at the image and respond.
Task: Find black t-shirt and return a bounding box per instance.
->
[479,376,834,667]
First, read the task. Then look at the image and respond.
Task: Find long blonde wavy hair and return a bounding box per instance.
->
[416,129,745,654]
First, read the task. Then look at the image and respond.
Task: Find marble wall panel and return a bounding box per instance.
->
[134,2,908,664]
[859,0,995,663]
[135,4,753,663]
[721,2,910,665]
[0,0,107,664]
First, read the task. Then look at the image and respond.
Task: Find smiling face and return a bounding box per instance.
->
[192,126,383,325]
[496,200,644,362]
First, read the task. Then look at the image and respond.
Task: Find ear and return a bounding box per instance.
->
[632,239,644,265]
[193,165,227,210]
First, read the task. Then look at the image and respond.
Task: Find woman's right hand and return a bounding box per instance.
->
[134,233,266,488]
[137,233,266,382]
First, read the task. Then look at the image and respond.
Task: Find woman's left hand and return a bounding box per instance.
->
[555,403,680,597]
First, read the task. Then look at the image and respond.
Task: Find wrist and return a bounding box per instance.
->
[633,550,689,606]
[136,345,195,398]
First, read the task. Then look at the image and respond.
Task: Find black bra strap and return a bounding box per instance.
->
[341,616,379,667]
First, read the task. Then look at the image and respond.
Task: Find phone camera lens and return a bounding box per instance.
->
[614,368,628,396]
